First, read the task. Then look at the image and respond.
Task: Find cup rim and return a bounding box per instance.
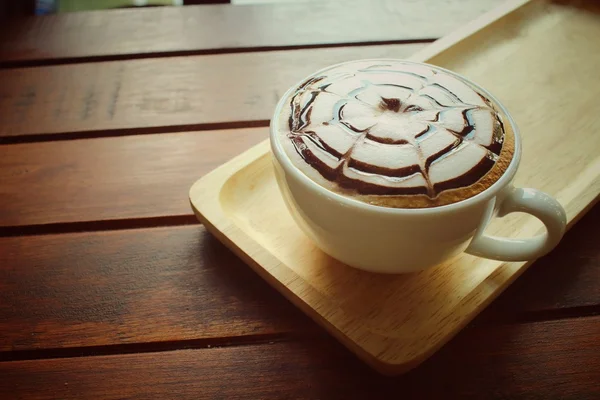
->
[269,58,522,215]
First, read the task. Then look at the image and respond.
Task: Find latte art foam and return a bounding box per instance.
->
[277,60,515,208]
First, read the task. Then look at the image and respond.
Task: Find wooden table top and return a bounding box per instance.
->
[0,1,598,398]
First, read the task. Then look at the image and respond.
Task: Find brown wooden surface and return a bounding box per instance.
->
[1,0,599,398]
[0,44,425,141]
[2,317,599,399]
[0,226,314,353]
[0,205,598,356]
[0,0,498,66]
[0,129,266,228]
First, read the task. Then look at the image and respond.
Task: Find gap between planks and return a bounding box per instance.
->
[1,313,599,363]
[0,215,199,237]
[0,39,436,69]
[0,120,271,145]
[0,332,313,363]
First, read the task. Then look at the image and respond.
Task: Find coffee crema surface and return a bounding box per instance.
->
[277,60,515,208]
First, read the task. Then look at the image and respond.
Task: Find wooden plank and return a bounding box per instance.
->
[0,0,498,66]
[0,208,597,353]
[0,225,314,353]
[0,128,267,228]
[1,317,599,398]
[0,44,426,140]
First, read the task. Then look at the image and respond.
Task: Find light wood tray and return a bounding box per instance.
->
[190,0,600,375]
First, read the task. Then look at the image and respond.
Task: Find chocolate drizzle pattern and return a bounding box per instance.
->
[280,61,508,199]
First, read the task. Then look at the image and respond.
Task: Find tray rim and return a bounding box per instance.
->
[190,0,600,374]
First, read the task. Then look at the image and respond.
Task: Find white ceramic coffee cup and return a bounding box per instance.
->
[269,60,567,274]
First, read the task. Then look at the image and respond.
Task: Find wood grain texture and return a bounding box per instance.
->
[0,206,597,354]
[189,0,600,373]
[1,317,599,399]
[0,44,425,140]
[0,0,498,66]
[0,225,314,352]
[0,128,267,228]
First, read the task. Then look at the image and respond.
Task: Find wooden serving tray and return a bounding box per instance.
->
[190,0,600,374]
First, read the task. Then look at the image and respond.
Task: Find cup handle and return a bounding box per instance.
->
[465,186,567,261]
